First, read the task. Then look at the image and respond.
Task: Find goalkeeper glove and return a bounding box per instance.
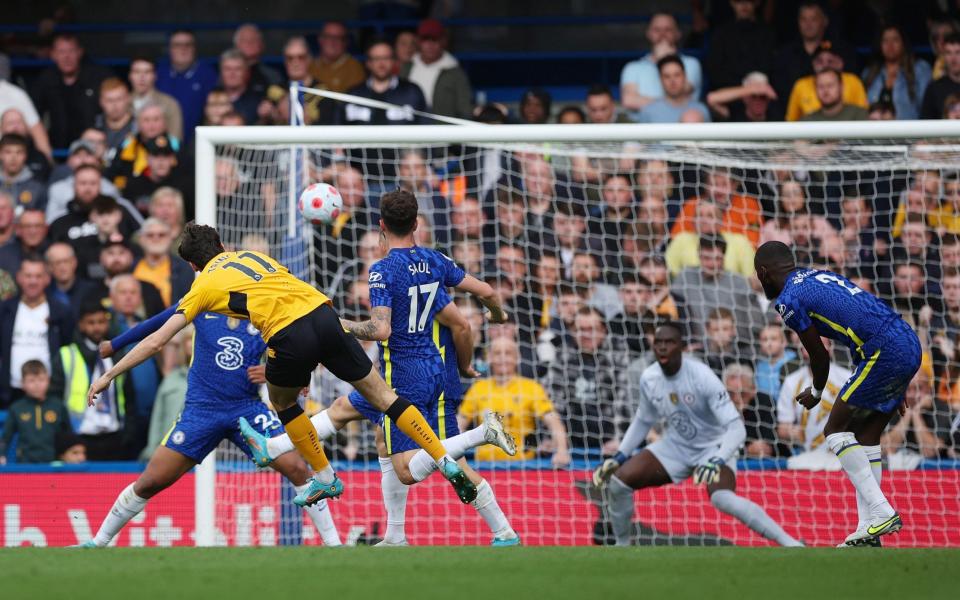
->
[692,457,725,486]
[592,452,627,488]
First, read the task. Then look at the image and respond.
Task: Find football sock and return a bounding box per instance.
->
[855,445,884,530]
[606,475,635,547]
[379,457,410,544]
[277,405,334,483]
[268,410,340,460]
[406,426,487,482]
[294,489,341,547]
[472,479,515,539]
[92,483,148,547]
[710,490,804,547]
[385,396,450,463]
[827,432,894,519]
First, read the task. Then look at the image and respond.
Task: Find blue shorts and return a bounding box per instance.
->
[348,372,445,455]
[840,319,922,414]
[162,398,282,463]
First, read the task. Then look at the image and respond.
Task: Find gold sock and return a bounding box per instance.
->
[392,404,447,462]
[285,412,331,472]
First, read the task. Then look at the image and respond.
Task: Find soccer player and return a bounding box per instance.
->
[593,322,803,547]
[755,241,919,546]
[87,221,475,508]
[78,310,341,547]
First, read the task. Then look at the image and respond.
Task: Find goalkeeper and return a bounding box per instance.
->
[593,322,803,547]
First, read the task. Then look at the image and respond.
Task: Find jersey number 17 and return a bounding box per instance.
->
[407,282,439,333]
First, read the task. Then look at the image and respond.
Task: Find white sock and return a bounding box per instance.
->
[266,410,339,460]
[407,426,487,482]
[294,487,341,547]
[471,479,515,539]
[855,445,884,530]
[605,475,635,546]
[379,457,409,544]
[92,483,149,547]
[710,489,803,547]
[313,466,336,485]
[827,432,894,519]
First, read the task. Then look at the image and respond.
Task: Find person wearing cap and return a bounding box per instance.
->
[109,103,181,192]
[400,19,473,120]
[123,134,191,215]
[785,42,868,121]
[706,71,778,122]
[310,21,365,94]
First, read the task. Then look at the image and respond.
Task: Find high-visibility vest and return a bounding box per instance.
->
[60,344,125,428]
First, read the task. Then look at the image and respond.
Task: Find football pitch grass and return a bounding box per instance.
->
[2,546,957,599]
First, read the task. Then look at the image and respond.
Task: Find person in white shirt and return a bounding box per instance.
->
[593,322,802,547]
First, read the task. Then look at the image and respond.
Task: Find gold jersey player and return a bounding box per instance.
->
[87,222,478,507]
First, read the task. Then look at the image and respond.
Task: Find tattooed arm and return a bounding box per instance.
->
[341,306,392,341]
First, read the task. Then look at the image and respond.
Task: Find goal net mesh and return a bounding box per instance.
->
[205,135,960,547]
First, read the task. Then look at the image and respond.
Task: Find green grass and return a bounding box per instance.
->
[1,547,957,600]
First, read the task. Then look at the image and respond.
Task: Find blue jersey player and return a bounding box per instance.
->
[755,241,919,547]
[77,305,341,547]
[243,189,520,546]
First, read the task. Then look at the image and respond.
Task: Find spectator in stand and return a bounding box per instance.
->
[571,252,622,320]
[0,76,52,161]
[201,88,233,126]
[0,255,73,407]
[47,127,107,183]
[394,30,418,74]
[931,268,960,408]
[451,195,485,245]
[724,363,783,458]
[218,49,262,126]
[519,88,551,124]
[800,69,869,121]
[0,190,13,254]
[46,152,130,225]
[95,78,135,156]
[551,200,587,278]
[944,94,960,119]
[585,84,631,124]
[922,33,960,119]
[891,261,936,327]
[785,42,868,121]
[706,71,778,122]
[148,187,185,240]
[56,432,87,464]
[637,158,679,214]
[754,323,801,400]
[92,241,163,317]
[705,0,776,90]
[546,307,629,455]
[45,242,95,317]
[0,134,46,212]
[636,255,685,323]
[310,21,365,94]
[59,295,137,461]
[0,208,47,276]
[485,189,536,260]
[133,218,192,308]
[700,307,754,376]
[49,171,141,246]
[608,271,658,361]
[665,202,755,278]
[620,13,703,120]
[1,109,52,181]
[540,282,584,368]
[110,106,180,193]
[556,106,585,124]
[637,55,710,123]
[942,234,960,275]
[337,39,426,126]
[527,251,563,335]
[128,57,183,141]
[759,178,837,247]
[882,370,955,465]
[67,196,131,281]
[30,34,112,149]
[867,100,897,120]
[279,37,334,126]
[314,165,372,286]
[861,25,931,121]
[396,148,450,245]
[233,24,282,93]
[156,30,218,142]
[460,336,571,466]
[123,135,191,216]
[672,234,766,344]
[773,2,858,102]
[672,167,762,246]
[891,214,942,288]
[929,18,958,80]
[517,156,557,238]
[0,361,71,464]
[402,19,473,119]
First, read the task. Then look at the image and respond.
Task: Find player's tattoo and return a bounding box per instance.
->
[341,306,392,341]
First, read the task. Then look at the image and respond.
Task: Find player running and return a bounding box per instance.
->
[242,189,519,545]
[87,221,475,508]
[77,310,341,547]
[593,322,803,547]
[755,241,919,547]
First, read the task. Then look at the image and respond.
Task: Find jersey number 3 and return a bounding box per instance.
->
[407,282,439,333]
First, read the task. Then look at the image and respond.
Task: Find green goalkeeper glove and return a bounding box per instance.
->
[692,457,725,485]
[592,452,626,487]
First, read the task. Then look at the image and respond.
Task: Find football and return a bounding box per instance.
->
[298,182,343,225]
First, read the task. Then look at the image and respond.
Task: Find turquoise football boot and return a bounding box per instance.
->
[293,475,345,507]
[238,416,272,467]
[491,535,521,547]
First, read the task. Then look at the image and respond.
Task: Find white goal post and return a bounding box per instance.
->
[192,121,960,547]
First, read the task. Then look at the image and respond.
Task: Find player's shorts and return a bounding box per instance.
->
[348,370,445,455]
[162,398,282,463]
[840,318,922,414]
[347,391,459,440]
[265,304,373,388]
[645,438,738,484]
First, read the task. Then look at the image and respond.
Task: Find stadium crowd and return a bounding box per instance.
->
[2,2,960,469]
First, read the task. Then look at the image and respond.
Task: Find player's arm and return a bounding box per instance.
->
[693,382,747,485]
[455,274,508,323]
[101,304,179,357]
[86,313,189,406]
[340,306,392,341]
[435,302,479,377]
[795,325,831,409]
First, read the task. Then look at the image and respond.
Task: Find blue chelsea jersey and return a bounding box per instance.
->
[186,313,267,404]
[436,322,464,401]
[775,269,901,354]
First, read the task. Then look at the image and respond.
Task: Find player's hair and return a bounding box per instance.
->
[20,359,48,379]
[656,320,685,341]
[707,306,736,323]
[79,295,108,319]
[178,221,225,268]
[380,189,418,236]
[656,54,685,73]
[0,133,28,149]
[755,240,797,272]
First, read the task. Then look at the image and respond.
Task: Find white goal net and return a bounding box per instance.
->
[194,123,960,547]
